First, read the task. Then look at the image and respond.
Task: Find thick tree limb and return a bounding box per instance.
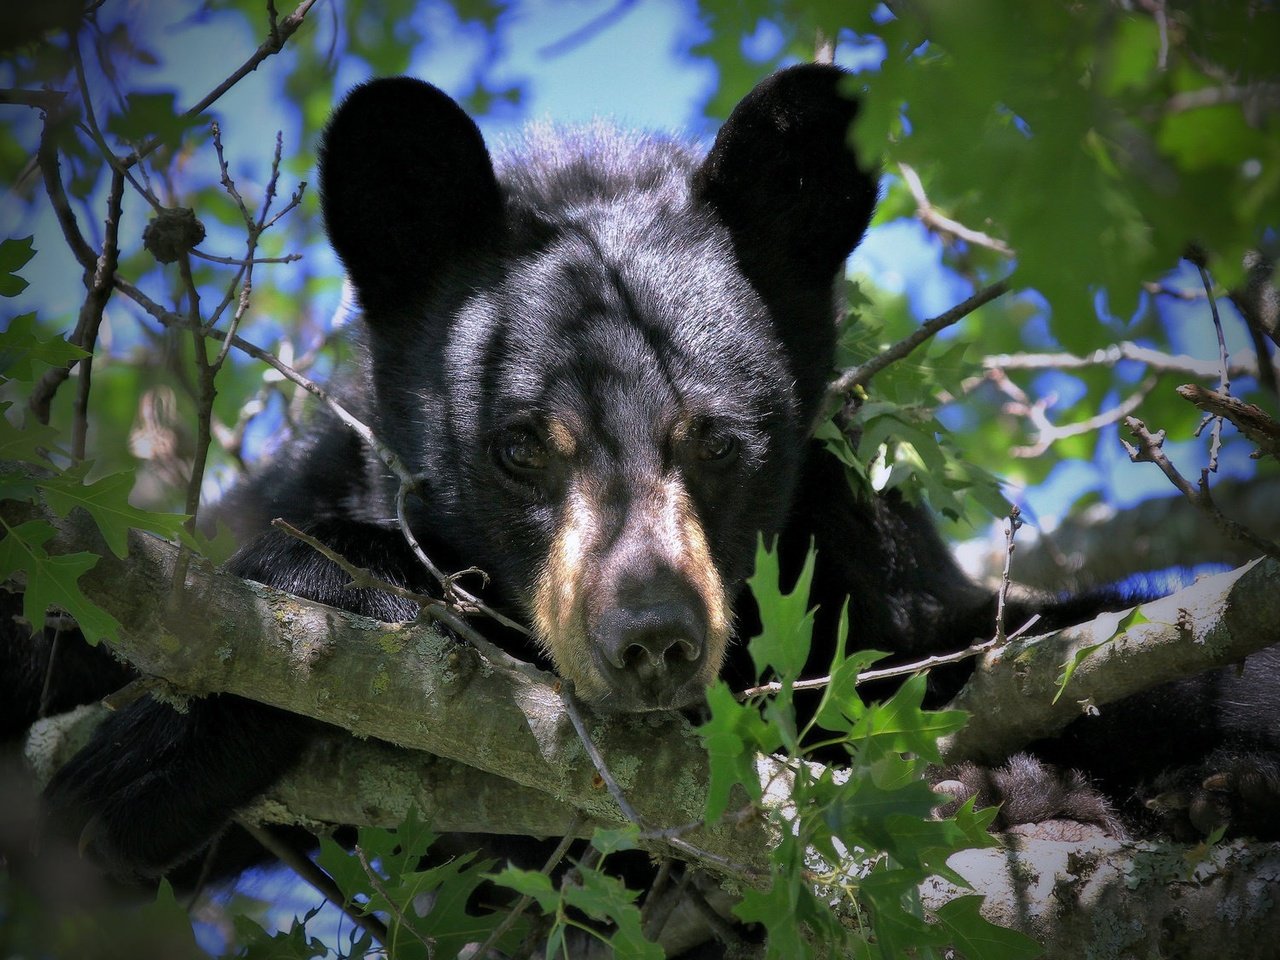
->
[23,705,588,839]
[0,493,778,875]
[8,492,1280,949]
[924,832,1280,959]
[941,558,1280,763]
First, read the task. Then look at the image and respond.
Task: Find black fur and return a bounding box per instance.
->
[3,65,1278,886]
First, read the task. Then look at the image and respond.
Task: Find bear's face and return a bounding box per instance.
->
[318,67,877,710]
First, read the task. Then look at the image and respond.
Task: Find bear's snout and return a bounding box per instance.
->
[592,592,708,708]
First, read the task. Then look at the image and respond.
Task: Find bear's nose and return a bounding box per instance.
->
[597,601,705,692]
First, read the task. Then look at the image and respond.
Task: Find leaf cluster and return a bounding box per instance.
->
[696,539,1039,959]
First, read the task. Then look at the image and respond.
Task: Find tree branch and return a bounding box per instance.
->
[940,558,1280,763]
[10,488,1280,952]
[0,491,779,876]
[822,277,1011,410]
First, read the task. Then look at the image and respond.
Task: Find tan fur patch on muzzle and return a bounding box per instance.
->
[532,474,730,708]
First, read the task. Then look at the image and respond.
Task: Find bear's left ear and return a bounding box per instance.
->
[694,64,879,285]
[318,77,503,319]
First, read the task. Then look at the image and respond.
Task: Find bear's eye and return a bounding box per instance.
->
[496,426,550,475]
[692,426,739,463]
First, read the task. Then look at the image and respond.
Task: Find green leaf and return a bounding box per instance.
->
[563,863,661,960]
[38,467,188,558]
[229,914,330,960]
[697,679,773,821]
[0,519,120,644]
[747,536,817,683]
[591,824,640,855]
[379,854,517,960]
[1054,607,1148,702]
[812,601,889,735]
[932,895,1043,960]
[0,236,36,297]
[850,674,968,763]
[0,469,38,504]
[0,405,62,465]
[0,313,87,381]
[735,870,811,960]
[133,880,201,957]
[105,90,204,147]
[488,865,561,914]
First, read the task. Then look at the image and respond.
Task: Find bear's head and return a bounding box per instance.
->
[318,66,877,712]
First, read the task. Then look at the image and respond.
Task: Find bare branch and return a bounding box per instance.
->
[983,341,1258,380]
[736,613,1041,701]
[1165,82,1280,116]
[1121,417,1280,562]
[992,370,1158,459]
[993,506,1023,643]
[898,163,1014,257]
[243,822,389,947]
[537,0,638,58]
[34,108,97,272]
[1194,261,1231,471]
[121,0,320,170]
[823,278,1011,410]
[1175,384,1280,460]
[0,88,69,110]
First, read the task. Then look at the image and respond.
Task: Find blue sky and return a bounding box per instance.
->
[3,0,1260,540]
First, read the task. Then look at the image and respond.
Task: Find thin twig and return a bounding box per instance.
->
[472,822,582,960]
[177,253,214,534]
[70,168,125,461]
[736,614,1042,701]
[29,108,102,423]
[561,688,762,880]
[190,250,302,266]
[1165,82,1280,115]
[241,822,389,947]
[394,483,531,636]
[1175,385,1280,460]
[899,163,1014,258]
[355,844,435,958]
[993,506,1023,644]
[1121,416,1280,562]
[990,369,1159,459]
[121,0,320,170]
[70,29,161,209]
[270,518,436,607]
[270,518,550,683]
[34,106,97,270]
[823,278,1011,414]
[1194,261,1231,472]
[120,278,513,630]
[983,340,1258,380]
[0,88,68,110]
[537,0,638,58]
[112,273,415,482]
[561,687,646,827]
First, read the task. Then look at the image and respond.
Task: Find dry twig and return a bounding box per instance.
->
[1121,417,1280,562]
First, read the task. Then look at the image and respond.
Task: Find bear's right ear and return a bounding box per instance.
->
[318,78,502,318]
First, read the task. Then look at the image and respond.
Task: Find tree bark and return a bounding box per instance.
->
[7,491,1280,952]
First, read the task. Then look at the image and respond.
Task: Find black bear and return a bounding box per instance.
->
[3,64,1277,891]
